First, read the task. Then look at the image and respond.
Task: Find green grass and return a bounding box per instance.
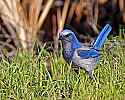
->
[0,36,125,100]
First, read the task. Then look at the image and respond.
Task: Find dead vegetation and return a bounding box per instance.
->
[0,0,125,57]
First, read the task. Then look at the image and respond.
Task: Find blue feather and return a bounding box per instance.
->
[78,49,99,59]
[71,36,81,49]
[92,24,112,50]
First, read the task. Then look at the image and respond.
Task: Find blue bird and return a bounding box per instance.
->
[59,24,112,79]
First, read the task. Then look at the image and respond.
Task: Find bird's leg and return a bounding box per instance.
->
[86,70,95,80]
[72,66,81,74]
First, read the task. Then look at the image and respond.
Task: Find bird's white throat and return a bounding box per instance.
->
[60,29,73,36]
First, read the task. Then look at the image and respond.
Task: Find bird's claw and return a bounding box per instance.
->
[86,71,96,80]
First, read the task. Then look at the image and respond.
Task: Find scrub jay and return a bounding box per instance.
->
[59,24,112,79]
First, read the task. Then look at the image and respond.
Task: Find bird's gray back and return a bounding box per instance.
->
[72,46,98,72]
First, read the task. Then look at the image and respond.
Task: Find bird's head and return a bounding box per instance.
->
[59,29,81,49]
[59,29,74,41]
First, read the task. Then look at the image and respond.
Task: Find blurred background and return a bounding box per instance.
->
[0,0,125,57]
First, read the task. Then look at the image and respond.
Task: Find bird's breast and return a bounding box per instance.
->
[63,50,74,62]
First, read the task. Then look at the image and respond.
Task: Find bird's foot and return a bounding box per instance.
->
[86,71,96,80]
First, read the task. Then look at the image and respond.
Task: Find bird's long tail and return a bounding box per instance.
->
[91,24,112,50]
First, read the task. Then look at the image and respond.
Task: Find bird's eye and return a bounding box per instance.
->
[65,33,70,37]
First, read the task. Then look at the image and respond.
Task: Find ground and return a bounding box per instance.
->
[0,36,125,100]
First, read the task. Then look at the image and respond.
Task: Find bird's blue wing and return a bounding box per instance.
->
[77,49,99,59]
[92,24,112,50]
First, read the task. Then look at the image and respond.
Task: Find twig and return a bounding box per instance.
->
[60,0,70,32]
[87,0,99,34]
[67,1,77,24]
[119,0,124,12]
[38,0,54,30]
[0,41,16,50]
[57,7,62,33]
[52,14,58,53]
[2,18,21,47]
[35,0,43,24]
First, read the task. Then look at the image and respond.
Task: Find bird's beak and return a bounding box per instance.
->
[58,32,63,40]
